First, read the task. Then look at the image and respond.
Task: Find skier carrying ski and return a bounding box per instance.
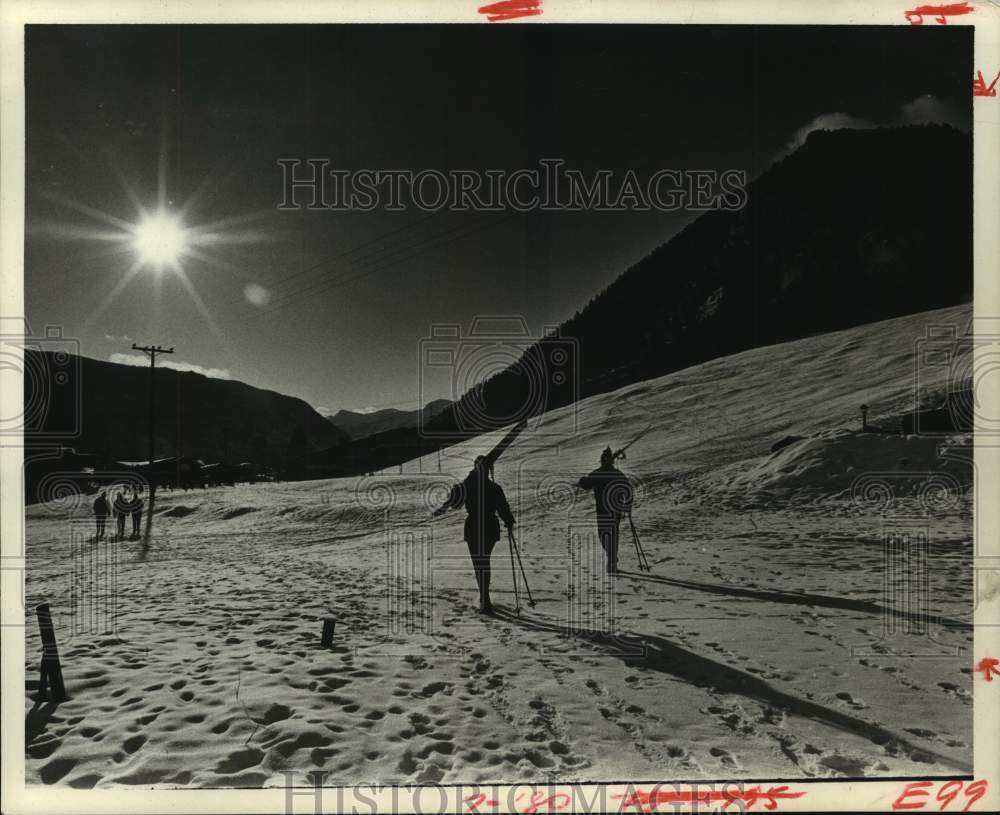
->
[112,489,129,540]
[578,447,633,574]
[434,455,515,615]
[130,488,145,539]
[93,490,110,540]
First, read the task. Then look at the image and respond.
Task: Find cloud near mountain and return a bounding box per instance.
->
[109,352,232,380]
[779,94,969,160]
[784,112,876,155]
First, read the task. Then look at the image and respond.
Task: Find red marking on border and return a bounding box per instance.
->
[889,780,989,812]
[516,790,571,813]
[975,655,1000,679]
[615,785,805,812]
[963,780,989,812]
[893,782,935,811]
[478,0,542,22]
[464,792,501,811]
[936,780,964,810]
[904,2,975,24]
[466,790,573,813]
[973,71,1000,98]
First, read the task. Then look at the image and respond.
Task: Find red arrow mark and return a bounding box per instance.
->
[975,656,1000,681]
[973,70,999,97]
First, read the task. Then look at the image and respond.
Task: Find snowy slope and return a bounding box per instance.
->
[24,304,973,787]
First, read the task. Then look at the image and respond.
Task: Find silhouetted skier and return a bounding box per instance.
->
[93,491,109,540]
[578,447,633,574]
[435,456,515,614]
[130,489,144,539]
[113,490,129,540]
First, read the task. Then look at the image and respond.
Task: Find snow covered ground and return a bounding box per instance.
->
[23,304,974,787]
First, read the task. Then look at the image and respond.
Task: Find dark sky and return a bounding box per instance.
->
[25,24,972,414]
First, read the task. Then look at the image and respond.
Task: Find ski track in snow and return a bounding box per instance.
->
[23,305,974,787]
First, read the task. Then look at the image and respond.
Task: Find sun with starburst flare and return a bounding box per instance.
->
[33,146,273,341]
[131,210,188,270]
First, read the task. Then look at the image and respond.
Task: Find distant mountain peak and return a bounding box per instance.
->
[325,398,452,440]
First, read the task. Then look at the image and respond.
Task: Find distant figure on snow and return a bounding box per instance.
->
[93,490,109,540]
[130,488,145,538]
[434,456,515,615]
[577,447,633,574]
[112,489,129,540]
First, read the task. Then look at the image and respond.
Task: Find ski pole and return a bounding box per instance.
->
[627,512,651,572]
[628,512,651,572]
[632,516,651,572]
[629,521,647,572]
[509,527,536,608]
[508,529,521,614]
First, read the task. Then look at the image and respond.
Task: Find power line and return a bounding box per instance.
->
[239,211,520,322]
[221,211,441,310]
[241,211,503,317]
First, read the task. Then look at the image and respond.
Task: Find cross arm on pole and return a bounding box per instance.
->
[131,343,175,360]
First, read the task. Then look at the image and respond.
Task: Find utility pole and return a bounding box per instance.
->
[175,373,182,469]
[132,343,174,468]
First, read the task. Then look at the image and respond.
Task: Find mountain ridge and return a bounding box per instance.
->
[325,399,451,440]
[429,123,972,430]
[24,350,349,467]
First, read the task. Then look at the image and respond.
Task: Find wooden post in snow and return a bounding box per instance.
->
[35,603,67,701]
[321,619,336,647]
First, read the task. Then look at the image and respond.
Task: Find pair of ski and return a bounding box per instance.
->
[614,422,655,573]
